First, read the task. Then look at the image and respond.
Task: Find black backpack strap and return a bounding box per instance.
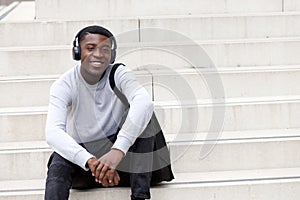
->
[109,63,129,107]
[109,63,123,90]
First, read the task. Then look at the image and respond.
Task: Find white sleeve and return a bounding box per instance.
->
[45,80,94,170]
[111,65,154,154]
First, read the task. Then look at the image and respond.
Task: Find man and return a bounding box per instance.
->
[45,25,173,200]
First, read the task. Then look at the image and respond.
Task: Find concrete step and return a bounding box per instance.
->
[1,37,300,77]
[0,168,300,199]
[157,96,300,134]
[0,141,50,181]
[0,106,47,142]
[1,66,300,107]
[119,37,300,69]
[151,66,300,102]
[284,0,300,12]
[1,96,300,143]
[139,12,300,42]
[0,76,54,108]
[0,71,152,108]
[1,168,300,200]
[2,128,299,150]
[170,136,300,173]
[2,12,300,47]
[35,0,284,20]
[0,19,139,47]
[0,129,300,181]
[1,131,300,180]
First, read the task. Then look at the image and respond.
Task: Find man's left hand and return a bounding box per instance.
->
[94,148,124,184]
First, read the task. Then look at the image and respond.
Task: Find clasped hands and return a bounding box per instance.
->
[87,148,124,187]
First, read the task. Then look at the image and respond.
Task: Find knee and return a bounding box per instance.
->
[47,162,73,182]
[46,153,76,183]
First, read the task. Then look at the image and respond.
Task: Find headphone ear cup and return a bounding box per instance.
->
[110,49,116,64]
[72,46,81,61]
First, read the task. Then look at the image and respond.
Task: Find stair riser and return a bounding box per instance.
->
[2,69,300,107]
[140,14,300,42]
[0,113,47,142]
[285,0,300,12]
[1,14,300,47]
[0,80,52,108]
[0,74,152,108]
[1,101,300,142]
[152,68,300,101]
[157,101,300,134]
[0,150,51,181]
[0,20,139,47]
[117,40,300,69]
[35,0,283,20]
[1,40,299,77]
[170,139,300,173]
[1,138,300,180]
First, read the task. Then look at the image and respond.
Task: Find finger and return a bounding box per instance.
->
[117,171,120,182]
[99,165,110,182]
[99,165,109,183]
[113,171,120,185]
[95,162,104,182]
[106,173,115,187]
[101,176,109,187]
[106,169,115,184]
[108,179,115,187]
[90,160,100,176]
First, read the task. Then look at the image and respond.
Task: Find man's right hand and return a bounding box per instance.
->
[87,157,99,176]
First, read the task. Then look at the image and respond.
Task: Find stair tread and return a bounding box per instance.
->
[0,106,48,115]
[166,128,300,142]
[1,168,300,193]
[172,168,300,184]
[155,95,300,107]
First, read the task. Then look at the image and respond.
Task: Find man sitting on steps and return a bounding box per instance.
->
[44,25,174,200]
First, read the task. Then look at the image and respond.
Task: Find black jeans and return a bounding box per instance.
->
[45,134,154,200]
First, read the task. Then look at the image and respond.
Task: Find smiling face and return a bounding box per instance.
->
[79,33,112,85]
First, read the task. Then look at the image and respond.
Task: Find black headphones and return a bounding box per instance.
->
[72,25,117,64]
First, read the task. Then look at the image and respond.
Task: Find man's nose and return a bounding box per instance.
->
[93,47,104,57]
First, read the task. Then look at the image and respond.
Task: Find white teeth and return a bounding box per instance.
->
[91,61,104,64]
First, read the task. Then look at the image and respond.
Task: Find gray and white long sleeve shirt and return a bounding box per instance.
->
[45,64,154,170]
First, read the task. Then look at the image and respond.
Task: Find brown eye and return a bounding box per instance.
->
[87,47,94,51]
[101,47,110,54]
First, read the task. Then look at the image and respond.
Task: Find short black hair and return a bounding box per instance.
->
[75,25,117,49]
